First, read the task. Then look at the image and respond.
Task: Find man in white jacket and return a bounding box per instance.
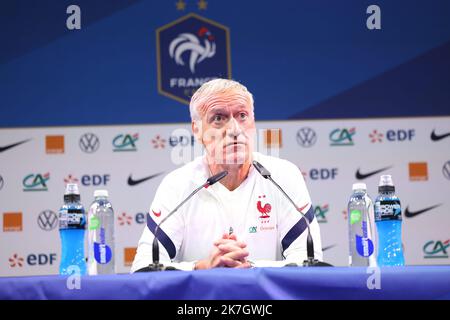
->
[131,79,323,272]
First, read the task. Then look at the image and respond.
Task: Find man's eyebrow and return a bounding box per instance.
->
[207,106,228,114]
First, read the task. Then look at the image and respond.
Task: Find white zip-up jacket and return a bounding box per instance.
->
[131,152,323,272]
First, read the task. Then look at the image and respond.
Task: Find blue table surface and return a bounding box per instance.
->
[1,266,449,300]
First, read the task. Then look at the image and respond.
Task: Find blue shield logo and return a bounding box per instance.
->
[156,13,231,104]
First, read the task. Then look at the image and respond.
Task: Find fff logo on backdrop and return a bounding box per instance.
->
[156,13,231,104]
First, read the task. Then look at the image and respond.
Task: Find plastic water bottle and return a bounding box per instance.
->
[87,190,115,275]
[348,183,376,267]
[374,175,405,266]
[59,183,87,275]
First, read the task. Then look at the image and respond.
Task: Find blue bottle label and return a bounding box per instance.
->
[356,235,374,257]
[59,208,86,229]
[94,243,112,264]
[93,227,112,264]
[355,220,374,257]
[375,200,402,221]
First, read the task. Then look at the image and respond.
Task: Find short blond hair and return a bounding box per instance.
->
[189,78,254,121]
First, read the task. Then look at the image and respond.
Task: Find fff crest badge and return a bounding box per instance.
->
[156,13,231,104]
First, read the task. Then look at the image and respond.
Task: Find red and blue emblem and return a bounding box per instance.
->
[156,13,231,104]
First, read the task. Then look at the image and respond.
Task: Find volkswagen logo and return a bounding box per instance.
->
[0,175,3,190]
[37,210,58,231]
[296,127,317,147]
[443,161,450,180]
[79,133,100,153]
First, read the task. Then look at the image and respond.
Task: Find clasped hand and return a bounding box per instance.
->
[194,233,251,269]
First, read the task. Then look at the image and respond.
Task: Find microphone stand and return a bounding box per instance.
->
[148,183,206,271]
[252,161,332,267]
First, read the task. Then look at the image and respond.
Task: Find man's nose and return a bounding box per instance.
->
[226,117,242,137]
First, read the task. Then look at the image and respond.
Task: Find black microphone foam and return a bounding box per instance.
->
[252,160,271,178]
[206,170,228,185]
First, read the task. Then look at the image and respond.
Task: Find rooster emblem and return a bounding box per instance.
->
[169,27,216,73]
[257,195,271,219]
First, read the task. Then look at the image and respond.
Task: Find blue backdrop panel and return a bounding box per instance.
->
[1,0,450,127]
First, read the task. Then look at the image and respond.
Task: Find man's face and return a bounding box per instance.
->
[193,91,256,165]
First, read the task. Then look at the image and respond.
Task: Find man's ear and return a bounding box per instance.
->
[192,121,203,144]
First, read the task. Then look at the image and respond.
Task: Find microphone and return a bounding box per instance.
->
[206,170,228,186]
[135,171,228,272]
[252,160,332,267]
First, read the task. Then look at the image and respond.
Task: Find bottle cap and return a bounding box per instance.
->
[352,183,367,191]
[94,189,109,198]
[65,183,80,195]
[378,174,394,186]
[378,174,395,192]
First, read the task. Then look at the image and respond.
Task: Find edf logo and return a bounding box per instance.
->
[27,253,57,266]
[169,135,195,147]
[135,213,145,224]
[9,253,57,267]
[81,174,110,186]
[386,129,415,141]
[118,212,146,226]
[308,168,338,180]
[369,129,415,143]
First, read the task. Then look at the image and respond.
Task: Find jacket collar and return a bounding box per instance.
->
[190,152,261,194]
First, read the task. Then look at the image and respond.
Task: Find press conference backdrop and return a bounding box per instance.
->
[1,1,450,276]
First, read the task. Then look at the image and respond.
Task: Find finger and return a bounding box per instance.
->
[236,241,247,248]
[214,237,231,246]
[216,234,239,245]
[207,248,228,268]
[217,242,247,253]
[219,256,244,268]
[223,249,249,261]
[210,256,226,269]
[224,240,247,249]
[214,238,246,248]
[235,262,252,269]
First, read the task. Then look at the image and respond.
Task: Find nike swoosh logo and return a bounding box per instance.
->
[298,202,310,213]
[128,172,164,186]
[356,166,392,180]
[404,204,442,218]
[152,210,161,218]
[0,139,31,153]
[431,130,450,141]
